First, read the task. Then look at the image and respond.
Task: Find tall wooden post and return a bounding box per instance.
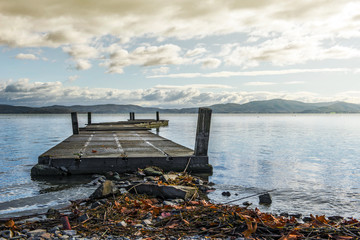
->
[156,111,160,121]
[194,108,212,156]
[71,112,79,135]
[88,112,92,125]
[132,112,136,120]
[129,112,132,120]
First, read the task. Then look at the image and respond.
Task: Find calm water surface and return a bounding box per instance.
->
[0,114,359,218]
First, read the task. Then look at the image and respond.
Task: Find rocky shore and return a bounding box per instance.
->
[1,167,359,239]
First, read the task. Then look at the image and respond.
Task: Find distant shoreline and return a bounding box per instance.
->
[2,99,360,114]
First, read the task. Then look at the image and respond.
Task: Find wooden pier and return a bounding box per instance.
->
[32,108,212,176]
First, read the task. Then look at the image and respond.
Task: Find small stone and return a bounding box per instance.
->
[142,219,152,226]
[163,200,176,206]
[1,230,13,238]
[78,213,89,222]
[143,167,163,176]
[60,166,69,173]
[27,229,47,237]
[46,208,61,219]
[40,232,52,239]
[62,230,77,236]
[134,224,144,228]
[49,226,60,233]
[259,193,272,205]
[280,212,289,217]
[242,201,252,206]
[194,178,203,185]
[116,221,127,227]
[89,180,117,199]
[222,191,231,197]
[90,201,102,209]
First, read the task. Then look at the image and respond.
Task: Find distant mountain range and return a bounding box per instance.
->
[1,99,360,114]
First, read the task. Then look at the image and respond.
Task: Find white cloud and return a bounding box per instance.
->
[195,58,221,69]
[149,68,357,78]
[244,82,277,86]
[185,48,207,57]
[63,45,99,59]
[154,84,232,89]
[151,67,169,74]
[75,59,92,70]
[68,75,79,82]
[15,53,38,60]
[105,44,186,73]
[2,79,360,107]
[0,1,358,49]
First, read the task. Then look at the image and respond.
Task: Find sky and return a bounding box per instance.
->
[0,0,360,108]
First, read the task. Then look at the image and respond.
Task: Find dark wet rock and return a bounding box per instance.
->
[30,164,67,176]
[194,178,204,185]
[78,213,89,222]
[90,201,102,209]
[49,226,60,233]
[328,216,344,222]
[130,183,197,200]
[222,191,231,197]
[91,174,105,179]
[46,208,61,219]
[59,166,69,173]
[242,201,252,206]
[290,213,302,219]
[143,167,163,176]
[259,193,272,205]
[280,212,289,217]
[90,180,117,199]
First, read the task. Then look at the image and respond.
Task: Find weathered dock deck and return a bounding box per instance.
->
[32,109,212,176]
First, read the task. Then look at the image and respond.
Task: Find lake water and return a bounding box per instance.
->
[0,114,360,218]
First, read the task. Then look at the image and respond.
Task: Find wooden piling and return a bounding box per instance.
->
[194,108,212,156]
[71,112,79,135]
[129,112,135,121]
[156,111,160,121]
[88,112,92,125]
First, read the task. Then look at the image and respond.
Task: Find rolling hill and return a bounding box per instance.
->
[1,99,360,114]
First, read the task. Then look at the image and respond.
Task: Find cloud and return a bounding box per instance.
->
[0,1,358,48]
[154,84,232,89]
[151,67,170,74]
[195,58,221,69]
[105,44,186,73]
[222,38,360,68]
[2,79,360,108]
[75,59,92,70]
[68,75,79,82]
[185,48,207,57]
[244,82,277,86]
[15,53,38,60]
[149,68,357,78]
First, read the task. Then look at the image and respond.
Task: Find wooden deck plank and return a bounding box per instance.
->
[36,118,211,174]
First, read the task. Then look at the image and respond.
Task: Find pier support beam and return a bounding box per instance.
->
[129,112,135,121]
[156,111,160,121]
[71,112,79,135]
[88,112,92,125]
[194,108,212,156]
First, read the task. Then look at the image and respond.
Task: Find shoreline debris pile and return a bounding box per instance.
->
[1,167,360,239]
